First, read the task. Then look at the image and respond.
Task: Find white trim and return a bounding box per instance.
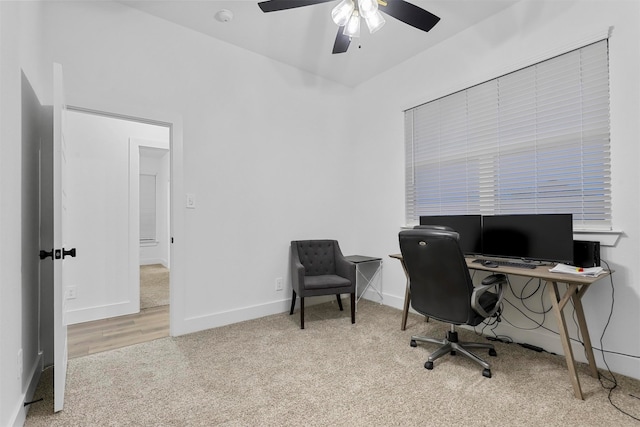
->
[66,300,139,325]
[130,137,170,318]
[140,257,168,267]
[573,230,622,247]
[67,108,183,338]
[400,225,622,247]
[9,353,42,427]
[173,296,342,336]
[174,299,292,336]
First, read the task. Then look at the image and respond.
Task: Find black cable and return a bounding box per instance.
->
[595,260,639,421]
[508,279,552,316]
[23,398,43,407]
[472,260,639,420]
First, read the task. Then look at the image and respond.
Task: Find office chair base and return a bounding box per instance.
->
[410,330,496,376]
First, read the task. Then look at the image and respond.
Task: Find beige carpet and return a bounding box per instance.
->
[140,264,170,309]
[26,300,640,426]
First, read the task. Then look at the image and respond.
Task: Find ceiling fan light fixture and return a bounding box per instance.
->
[343,10,361,38]
[364,10,385,33]
[357,0,378,18]
[331,0,355,26]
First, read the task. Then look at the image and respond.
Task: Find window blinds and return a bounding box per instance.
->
[405,40,611,229]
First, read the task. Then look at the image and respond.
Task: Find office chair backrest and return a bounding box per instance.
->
[413,225,454,231]
[292,240,338,276]
[399,228,474,325]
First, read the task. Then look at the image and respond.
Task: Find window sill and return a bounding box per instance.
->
[573,229,622,247]
[401,225,622,247]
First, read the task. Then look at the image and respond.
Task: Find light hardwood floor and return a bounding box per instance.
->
[68,305,169,359]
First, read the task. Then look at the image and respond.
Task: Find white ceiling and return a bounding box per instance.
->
[118,0,520,87]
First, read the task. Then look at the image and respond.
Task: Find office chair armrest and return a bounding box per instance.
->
[471,274,506,318]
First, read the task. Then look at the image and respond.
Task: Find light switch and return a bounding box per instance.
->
[186,193,196,209]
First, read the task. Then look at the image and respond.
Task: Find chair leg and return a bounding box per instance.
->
[300,297,305,329]
[350,292,355,324]
[336,294,344,311]
[289,290,297,315]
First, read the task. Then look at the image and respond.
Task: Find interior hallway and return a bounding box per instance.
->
[68,265,170,358]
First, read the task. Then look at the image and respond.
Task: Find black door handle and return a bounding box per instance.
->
[40,248,77,260]
[63,248,77,259]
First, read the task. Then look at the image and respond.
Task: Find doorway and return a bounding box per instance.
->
[63,108,171,327]
[137,143,170,311]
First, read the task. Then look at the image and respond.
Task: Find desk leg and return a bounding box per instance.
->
[573,284,599,379]
[547,281,584,400]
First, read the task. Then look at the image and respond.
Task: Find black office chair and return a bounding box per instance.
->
[399,228,506,378]
[290,240,356,329]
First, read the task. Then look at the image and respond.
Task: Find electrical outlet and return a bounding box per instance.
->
[275,277,283,291]
[65,286,77,300]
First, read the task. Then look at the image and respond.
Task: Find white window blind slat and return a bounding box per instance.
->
[405,39,611,228]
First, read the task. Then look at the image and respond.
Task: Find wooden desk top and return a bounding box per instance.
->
[389,254,610,285]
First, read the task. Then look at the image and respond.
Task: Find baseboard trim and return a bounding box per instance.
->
[174,299,290,336]
[140,258,168,267]
[66,300,139,325]
[172,293,344,336]
[9,353,42,427]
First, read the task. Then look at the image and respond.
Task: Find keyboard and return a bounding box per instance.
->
[472,258,538,269]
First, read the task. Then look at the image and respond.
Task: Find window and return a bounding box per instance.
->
[405,40,611,230]
[140,174,157,243]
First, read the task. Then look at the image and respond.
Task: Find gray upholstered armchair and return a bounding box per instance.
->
[290,240,356,329]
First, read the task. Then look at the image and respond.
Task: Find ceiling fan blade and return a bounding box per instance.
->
[332,27,351,54]
[380,0,441,33]
[258,0,335,13]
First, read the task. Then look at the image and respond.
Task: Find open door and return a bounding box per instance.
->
[52,62,74,412]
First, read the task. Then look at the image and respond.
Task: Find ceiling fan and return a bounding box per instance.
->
[257,0,440,54]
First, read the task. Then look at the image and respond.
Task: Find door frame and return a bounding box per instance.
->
[130,138,170,306]
[66,106,184,336]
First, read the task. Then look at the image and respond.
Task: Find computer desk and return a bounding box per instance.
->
[389,253,612,400]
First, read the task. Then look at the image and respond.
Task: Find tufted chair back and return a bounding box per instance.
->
[294,240,337,276]
[289,239,356,329]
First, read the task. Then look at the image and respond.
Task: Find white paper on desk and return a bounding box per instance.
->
[549,263,605,277]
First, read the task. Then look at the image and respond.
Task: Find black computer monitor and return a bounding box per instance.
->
[481,214,573,264]
[418,215,482,255]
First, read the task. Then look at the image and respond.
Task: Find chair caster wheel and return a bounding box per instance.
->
[425,361,434,370]
[489,348,497,357]
[450,350,457,356]
[410,340,417,347]
[482,368,492,378]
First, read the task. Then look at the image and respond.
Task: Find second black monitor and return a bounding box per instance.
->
[419,215,482,255]
[482,213,573,264]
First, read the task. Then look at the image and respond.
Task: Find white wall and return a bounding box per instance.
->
[64,110,170,324]
[4,3,639,424]
[351,0,640,379]
[0,2,48,425]
[32,0,358,335]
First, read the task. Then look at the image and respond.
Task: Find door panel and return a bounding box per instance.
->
[53,62,69,413]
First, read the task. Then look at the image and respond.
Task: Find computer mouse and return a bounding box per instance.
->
[482,260,499,268]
